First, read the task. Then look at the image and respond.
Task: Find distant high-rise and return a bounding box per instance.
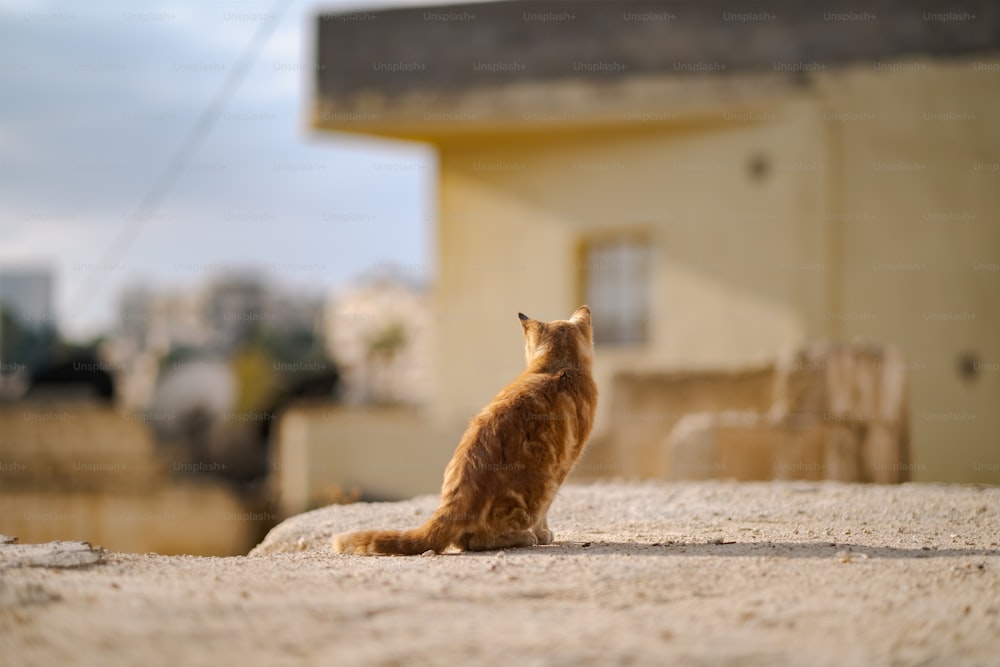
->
[0,267,54,330]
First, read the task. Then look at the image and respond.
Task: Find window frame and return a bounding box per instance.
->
[576,228,652,347]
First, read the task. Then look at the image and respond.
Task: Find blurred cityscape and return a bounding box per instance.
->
[0,263,429,554]
[1,262,430,409]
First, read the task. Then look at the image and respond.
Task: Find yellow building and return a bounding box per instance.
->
[280,0,999,504]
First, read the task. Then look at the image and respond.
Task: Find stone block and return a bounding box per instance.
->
[771,341,909,482]
[666,412,780,482]
[608,367,774,479]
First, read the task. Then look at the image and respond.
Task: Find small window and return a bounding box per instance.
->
[580,234,650,345]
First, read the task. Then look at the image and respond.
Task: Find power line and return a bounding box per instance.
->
[69,0,294,323]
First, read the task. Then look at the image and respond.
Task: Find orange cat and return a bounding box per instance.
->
[334,306,598,555]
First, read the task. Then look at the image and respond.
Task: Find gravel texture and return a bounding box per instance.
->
[2,481,999,666]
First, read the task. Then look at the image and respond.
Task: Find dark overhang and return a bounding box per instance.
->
[312,0,1000,140]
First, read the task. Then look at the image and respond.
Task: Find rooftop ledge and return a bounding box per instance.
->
[312,0,1000,142]
[5,483,1000,666]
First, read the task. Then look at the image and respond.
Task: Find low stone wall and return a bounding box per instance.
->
[1,485,255,556]
[606,366,776,478]
[616,341,911,482]
[2,400,162,490]
[0,400,260,555]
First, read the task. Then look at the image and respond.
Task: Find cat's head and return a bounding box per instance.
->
[517,306,593,369]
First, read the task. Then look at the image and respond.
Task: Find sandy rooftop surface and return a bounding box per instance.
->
[2,481,999,666]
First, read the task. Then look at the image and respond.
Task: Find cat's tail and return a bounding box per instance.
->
[333,507,467,556]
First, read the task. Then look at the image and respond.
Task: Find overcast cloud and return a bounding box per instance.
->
[0,0,461,338]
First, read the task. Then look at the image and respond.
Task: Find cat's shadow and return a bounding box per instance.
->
[456,540,999,560]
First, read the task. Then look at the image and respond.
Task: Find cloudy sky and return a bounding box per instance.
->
[0,0,471,338]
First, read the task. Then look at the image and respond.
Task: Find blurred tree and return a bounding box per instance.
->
[365,321,407,404]
[231,344,278,415]
[367,321,407,359]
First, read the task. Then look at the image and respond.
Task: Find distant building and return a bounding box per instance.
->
[108,286,211,409]
[0,267,54,330]
[324,267,430,405]
[118,286,211,355]
[107,273,325,409]
[203,275,268,350]
[0,267,56,396]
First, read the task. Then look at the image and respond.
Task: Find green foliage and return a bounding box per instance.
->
[231,344,279,414]
[367,321,407,360]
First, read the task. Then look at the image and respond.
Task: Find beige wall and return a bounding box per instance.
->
[435,96,829,431]
[818,60,1000,484]
[430,58,999,484]
[272,405,468,514]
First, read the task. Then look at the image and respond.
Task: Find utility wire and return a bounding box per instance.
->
[69,0,294,323]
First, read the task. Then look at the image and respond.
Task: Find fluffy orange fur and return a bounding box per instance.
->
[334,306,598,555]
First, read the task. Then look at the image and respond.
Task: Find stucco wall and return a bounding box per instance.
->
[432,59,999,484]
[435,95,827,432]
[816,60,1000,484]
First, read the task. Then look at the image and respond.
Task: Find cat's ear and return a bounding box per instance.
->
[518,312,531,330]
[570,305,591,326]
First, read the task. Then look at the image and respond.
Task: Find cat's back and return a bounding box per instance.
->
[497,365,595,415]
[463,366,596,455]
